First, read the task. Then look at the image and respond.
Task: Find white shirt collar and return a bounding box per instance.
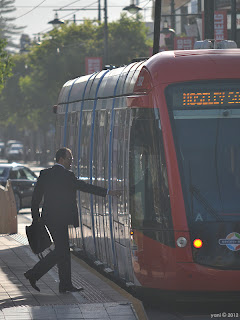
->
[54,163,65,169]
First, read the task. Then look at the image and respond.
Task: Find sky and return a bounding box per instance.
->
[10,0,153,43]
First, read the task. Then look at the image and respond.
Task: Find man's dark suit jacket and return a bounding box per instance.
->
[31,164,107,227]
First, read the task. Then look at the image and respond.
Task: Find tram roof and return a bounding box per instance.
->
[57,60,145,104]
[144,49,240,85]
[58,49,240,105]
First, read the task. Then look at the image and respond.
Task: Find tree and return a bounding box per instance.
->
[0,38,12,91]
[0,15,151,162]
[108,14,151,65]
[0,0,24,50]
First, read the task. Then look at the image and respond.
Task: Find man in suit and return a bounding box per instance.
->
[24,147,119,293]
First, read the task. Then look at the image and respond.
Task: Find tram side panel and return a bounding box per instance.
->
[89,95,135,282]
[92,101,115,270]
[79,102,97,259]
[111,103,133,282]
[65,108,82,247]
[61,96,135,283]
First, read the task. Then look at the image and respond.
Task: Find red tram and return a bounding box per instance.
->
[54,46,240,297]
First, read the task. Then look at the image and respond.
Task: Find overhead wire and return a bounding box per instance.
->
[59,0,83,10]
[15,0,47,20]
[23,0,153,37]
[36,0,99,35]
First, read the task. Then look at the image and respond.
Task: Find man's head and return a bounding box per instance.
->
[55,147,73,170]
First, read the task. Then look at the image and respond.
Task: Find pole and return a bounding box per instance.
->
[198,0,201,13]
[170,0,175,30]
[98,0,101,23]
[104,0,108,65]
[204,0,214,40]
[231,0,236,42]
[153,0,161,55]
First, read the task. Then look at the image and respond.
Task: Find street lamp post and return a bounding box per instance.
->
[48,13,64,27]
[104,0,108,66]
[161,19,175,50]
[231,0,237,42]
[49,3,109,66]
[153,0,162,55]
[123,0,142,14]
[204,0,214,40]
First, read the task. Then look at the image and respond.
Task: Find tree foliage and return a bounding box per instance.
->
[0,38,12,91]
[0,14,151,135]
[0,0,24,50]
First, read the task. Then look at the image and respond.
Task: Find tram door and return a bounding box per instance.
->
[129,114,159,230]
[129,109,173,277]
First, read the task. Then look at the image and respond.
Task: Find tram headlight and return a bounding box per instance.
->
[193,239,203,248]
[176,237,187,248]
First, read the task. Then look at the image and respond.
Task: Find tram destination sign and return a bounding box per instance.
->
[182,91,240,107]
[169,82,240,109]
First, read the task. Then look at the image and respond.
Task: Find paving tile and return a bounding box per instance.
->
[79,304,107,312]
[54,306,81,312]
[31,315,58,319]
[106,305,134,316]
[31,318,57,320]
[80,318,111,320]
[0,234,139,320]
[56,315,84,319]
[109,316,137,320]
[1,316,32,320]
[81,311,110,319]
[31,306,57,312]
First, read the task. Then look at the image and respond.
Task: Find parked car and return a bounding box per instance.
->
[6,144,24,162]
[0,163,37,212]
[0,141,5,157]
[5,140,23,158]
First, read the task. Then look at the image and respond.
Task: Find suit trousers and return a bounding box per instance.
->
[30,223,72,288]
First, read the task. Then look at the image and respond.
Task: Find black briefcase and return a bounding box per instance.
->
[26,222,52,254]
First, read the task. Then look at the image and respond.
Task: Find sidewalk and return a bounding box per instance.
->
[0,230,146,319]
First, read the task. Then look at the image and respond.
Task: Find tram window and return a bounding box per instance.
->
[66,111,78,173]
[112,109,126,219]
[80,111,92,227]
[92,111,99,214]
[55,114,65,150]
[93,109,109,215]
[129,113,172,231]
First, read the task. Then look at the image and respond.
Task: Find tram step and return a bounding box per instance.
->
[104,267,114,274]
[94,260,104,266]
[126,282,135,287]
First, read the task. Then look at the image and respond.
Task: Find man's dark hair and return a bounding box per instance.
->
[55,147,71,162]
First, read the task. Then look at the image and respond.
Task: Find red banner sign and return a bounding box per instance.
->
[202,10,227,41]
[85,57,102,75]
[174,37,195,50]
[214,11,227,40]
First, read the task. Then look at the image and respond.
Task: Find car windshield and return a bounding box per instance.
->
[0,167,9,178]
[9,167,37,180]
[166,80,240,223]
[11,146,22,150]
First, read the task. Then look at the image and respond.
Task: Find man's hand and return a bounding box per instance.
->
[108,190,122,197]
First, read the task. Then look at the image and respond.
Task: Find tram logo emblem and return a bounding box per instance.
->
[219,232,240,251]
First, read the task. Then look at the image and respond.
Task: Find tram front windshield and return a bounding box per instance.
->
[166,81,240,223]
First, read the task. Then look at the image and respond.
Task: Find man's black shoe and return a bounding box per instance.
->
[59,285,84,293]
[24,271,40,292]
